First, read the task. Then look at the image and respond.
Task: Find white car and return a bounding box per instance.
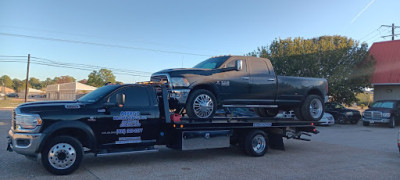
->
[318,112,335,126]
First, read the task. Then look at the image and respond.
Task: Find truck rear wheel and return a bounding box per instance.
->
[389,117,396,128]
[186,89,217,119]
[299,95,324,121]
[254,108,279,117]
[41,136,83,175]
[244,130,268,156]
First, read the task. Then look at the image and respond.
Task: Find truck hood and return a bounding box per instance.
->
[364,107,392,113]
[16,101,86,114]
[153,68,216,77]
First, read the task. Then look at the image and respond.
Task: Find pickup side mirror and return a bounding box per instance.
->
[116,93,125,106]
[235,60,243,71]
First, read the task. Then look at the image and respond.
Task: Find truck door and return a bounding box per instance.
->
[96,86,161,148]
[248,58,277,103]
[218,59,251,103]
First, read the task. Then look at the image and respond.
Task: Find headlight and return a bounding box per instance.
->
[345,112,353,116]
[170,77,190,88]
[16,114,42,129]
[382,113,391,118]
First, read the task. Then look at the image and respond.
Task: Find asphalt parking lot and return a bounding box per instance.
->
[1,109,399,180]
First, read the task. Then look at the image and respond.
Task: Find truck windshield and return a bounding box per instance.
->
[370,101,394,108]
[193,56,230,69]
[77,85,120,103]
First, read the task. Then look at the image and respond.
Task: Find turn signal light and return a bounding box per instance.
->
[180,125,184,128]
[173,124,176,128]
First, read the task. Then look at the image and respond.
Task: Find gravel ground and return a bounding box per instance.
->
[1,109,399,180]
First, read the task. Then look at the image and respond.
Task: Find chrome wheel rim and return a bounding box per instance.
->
[48,143,76,170]
[309,99,323,119]
[193,94,214,118]
[252,135,266,153]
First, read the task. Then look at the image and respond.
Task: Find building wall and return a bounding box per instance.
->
[374,85,400,101]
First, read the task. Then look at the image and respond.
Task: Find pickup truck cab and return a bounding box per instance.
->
[362,100,400,128]
[7,84,318,175]
[151,55,328,121]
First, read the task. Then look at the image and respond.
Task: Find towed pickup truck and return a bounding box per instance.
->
[7,84,318,175]
[151,55,328,121]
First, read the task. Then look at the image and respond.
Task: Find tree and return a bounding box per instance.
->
[248,36,374,104]
[29,77,42,90]
[0,75,13,88]
[53,76,76,84]
[87,69,116,87]
[12,78,28,92]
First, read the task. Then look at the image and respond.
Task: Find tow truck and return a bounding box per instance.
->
[7,83,319,175]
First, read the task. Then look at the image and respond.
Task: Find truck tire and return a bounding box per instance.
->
[41,136,83,175]
[244,130,268,156]
[389,117,396,128]
[186,89,217,119]
[299,95,324,121]
[255,108,279,117]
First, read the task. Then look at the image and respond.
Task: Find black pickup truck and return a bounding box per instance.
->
[151,55,328,121]
[7,84,318,175]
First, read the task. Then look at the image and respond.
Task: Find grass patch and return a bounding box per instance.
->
[0,98,26,108]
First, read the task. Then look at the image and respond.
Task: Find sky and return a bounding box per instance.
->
[0,0,399,84]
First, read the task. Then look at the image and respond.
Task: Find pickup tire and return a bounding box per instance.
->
[244,130,268,156]
[389,117,396,128]
[41,136,83,175]
[186,89,217,119]
[299,95,324,121]
[254,108,279,117]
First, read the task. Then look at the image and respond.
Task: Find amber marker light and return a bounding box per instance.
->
[180,125,184,128]
[173,124,176,128]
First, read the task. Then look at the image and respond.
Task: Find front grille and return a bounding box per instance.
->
[151,75,169,83]
[12,110,16,130]
[364,111,382,119]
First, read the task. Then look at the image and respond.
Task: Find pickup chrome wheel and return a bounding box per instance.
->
[300,95,324,121]
[186,89,217,119]
[41,136,83,175]
[244,130,268,156]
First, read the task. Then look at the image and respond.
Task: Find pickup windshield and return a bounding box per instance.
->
[77,85,120,103]
[370,101,394,108]
[193,56,230,69]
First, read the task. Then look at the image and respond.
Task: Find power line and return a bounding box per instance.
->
[0,32,212,57]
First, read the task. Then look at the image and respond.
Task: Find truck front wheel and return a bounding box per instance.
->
[186,89,217,119]
[299,95,324,121]
[41,136,83,175]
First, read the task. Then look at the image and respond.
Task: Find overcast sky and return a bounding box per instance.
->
[0,0,399,83]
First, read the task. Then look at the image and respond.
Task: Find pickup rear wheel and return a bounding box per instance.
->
[186,89,217,119]
[300,95,324,121]
[41,136,83,175]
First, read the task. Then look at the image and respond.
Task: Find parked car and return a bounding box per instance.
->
[324,102,361,124]
[151,55,328,121]
[362,100,400,128]
[317,113,335,126]
[6,93,19,98]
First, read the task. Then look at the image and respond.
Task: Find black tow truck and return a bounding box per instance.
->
[7,83,318,175]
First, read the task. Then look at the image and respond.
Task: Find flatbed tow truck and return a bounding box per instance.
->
[7,83,319,175]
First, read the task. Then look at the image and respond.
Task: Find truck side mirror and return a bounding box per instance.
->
[235,60,243,71]
[116,93,125,107]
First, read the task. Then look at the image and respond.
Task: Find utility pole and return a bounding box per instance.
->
[381,23,400,40]
[24,54,30,102]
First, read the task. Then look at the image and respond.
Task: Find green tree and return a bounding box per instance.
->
[0,75,13,88]
[87,69,116,87]
[53,76,76,84]
[29,77,42,90]
[12,78,29,92]
[248,36,374,104]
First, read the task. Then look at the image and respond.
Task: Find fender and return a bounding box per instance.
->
[38,121,97,153]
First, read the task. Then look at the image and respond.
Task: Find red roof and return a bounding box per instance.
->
[369,40,400,85]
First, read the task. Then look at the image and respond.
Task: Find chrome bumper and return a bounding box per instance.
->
[362,118,390,124]
[7,130,45,156]
[170,89,191,104]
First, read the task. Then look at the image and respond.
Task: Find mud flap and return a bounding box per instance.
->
[268,133,285,150]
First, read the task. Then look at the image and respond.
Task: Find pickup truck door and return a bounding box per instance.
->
[248,58,277,103]
[217,59,251,103]
[96,86,161,148]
